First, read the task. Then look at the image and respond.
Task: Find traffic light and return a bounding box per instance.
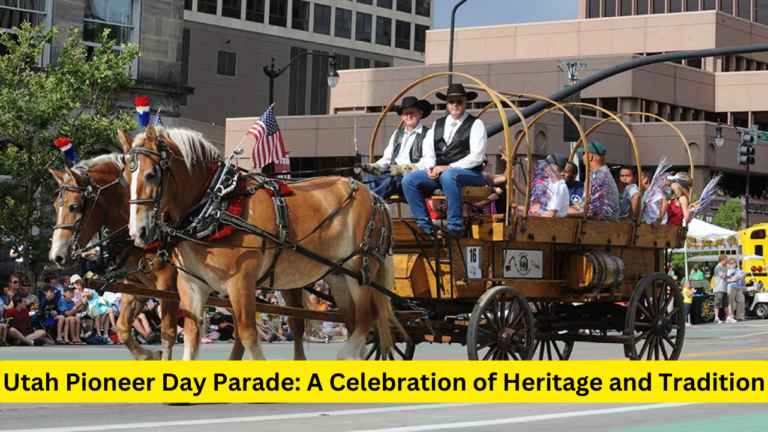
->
[738,127,756,166]
[739,142,755,165]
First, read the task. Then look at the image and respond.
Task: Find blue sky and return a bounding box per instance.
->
[433,0,579,29]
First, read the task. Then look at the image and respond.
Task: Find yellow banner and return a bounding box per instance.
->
[1,361,766,404]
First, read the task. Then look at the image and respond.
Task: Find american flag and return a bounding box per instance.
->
[248,106,287,169]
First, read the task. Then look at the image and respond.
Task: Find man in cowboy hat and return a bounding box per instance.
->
[402,83,488,237]
[362,96,432,199]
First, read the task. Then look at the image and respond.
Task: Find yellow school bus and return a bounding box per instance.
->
[738,224,768,288]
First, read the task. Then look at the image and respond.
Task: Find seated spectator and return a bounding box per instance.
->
[46,273,64,293]
[70,274,87,303]
[35,284,64,344]
[20,279,37,310]
[4,272,24,307]
[81,290,115,344]
[58,286,85,344]
[4,293,46,346]
[0,321,7,346]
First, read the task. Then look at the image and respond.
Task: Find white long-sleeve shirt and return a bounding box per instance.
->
[374,123,427,170]
[420,112,487,170]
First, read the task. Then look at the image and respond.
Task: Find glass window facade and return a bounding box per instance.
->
[356,12,372,42]
[292,0,309,30]
[395,19,410,49]
[313,3,331,35]
[335,8,352,39]
[376,16,391,46]
[246,0,265,22]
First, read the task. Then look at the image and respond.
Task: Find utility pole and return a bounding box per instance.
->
[558,62,586,164]
[738,124,758,228]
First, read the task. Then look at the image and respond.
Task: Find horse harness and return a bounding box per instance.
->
[131,155,408,307]
[53,170,122,260]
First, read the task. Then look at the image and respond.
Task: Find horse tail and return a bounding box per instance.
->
[372,253,407,357]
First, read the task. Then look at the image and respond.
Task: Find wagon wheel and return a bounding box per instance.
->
[531,302,574,361]
[365,330,415,360]
[624,273,686,361]
[467,286,535,360]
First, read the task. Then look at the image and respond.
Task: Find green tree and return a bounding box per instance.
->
[0,23,139,277]
[712,198,743,231]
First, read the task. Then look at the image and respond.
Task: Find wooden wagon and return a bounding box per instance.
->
[364,72,692,361]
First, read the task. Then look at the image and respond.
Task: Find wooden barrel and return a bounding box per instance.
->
[564,250,625,291]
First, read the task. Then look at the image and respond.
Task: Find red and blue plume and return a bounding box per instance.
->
[55,137,77,163]
[135,96,150,127]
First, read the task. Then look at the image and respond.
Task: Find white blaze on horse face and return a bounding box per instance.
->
[49,204,69,264]
[129,158,141,242]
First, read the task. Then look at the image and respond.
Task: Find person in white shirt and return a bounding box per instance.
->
[402,84,487,238]
[509,153,569,217]
[538,154,570,218]
[362,96,432,199]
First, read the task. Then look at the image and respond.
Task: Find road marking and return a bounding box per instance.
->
[355,403,695,432]
[728,331,768,338]
[678,346,768,358]
[3,403,482,432]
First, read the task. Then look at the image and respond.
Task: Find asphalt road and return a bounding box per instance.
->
[1,319,767,432]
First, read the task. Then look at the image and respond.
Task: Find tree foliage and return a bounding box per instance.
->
[0,23,139,276]
[712,198,743,231]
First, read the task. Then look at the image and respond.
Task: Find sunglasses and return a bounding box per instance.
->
[446,99,465,105]
[10,280,19,284]
[22,284,31,287]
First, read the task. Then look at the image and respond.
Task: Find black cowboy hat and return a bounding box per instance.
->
[395,96,433,118]
[436,83,478,102]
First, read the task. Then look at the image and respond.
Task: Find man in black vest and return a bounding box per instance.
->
[362,96,432,199]
[402,84,487,237]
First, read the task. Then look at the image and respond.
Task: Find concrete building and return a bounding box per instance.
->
[226,6,768,223]
[0,1,192,126]
[180,0,434,141]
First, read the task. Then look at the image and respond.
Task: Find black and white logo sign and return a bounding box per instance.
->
[502,249,543,279]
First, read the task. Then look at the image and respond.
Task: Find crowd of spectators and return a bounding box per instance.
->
[1,270,347,348]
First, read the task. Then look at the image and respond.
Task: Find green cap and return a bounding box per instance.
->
[577,141,607,156]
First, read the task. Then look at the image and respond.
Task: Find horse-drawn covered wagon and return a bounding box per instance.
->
[48,70,695,363]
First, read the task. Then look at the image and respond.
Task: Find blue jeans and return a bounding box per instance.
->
[363,174,403,199]
[402,168,484,232]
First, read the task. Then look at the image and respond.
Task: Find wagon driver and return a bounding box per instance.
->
[362,96,432,199]
[402,83,488,237]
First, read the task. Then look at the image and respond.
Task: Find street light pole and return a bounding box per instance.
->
[263,51,340,106]
[447,0,468,88]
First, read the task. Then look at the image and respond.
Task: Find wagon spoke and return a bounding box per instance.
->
[476,339,496,351]
[662,334,677,352]
[482,347,497,361]
[665,306,681,320]
[659,337,670,360]
[552,341,564,360]
[636,331,653,359]
[637,300,654,322]
[483,311,500,332]
[505,298,520,327]
[507,348,520,361]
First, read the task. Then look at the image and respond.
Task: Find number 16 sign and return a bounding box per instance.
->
[465,246,482,279]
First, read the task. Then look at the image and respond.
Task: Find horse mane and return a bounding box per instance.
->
[73,153,124,173]
[134,127,220,170]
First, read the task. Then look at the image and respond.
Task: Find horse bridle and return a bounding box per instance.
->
[125,137,177,231]
[53,171,118,259]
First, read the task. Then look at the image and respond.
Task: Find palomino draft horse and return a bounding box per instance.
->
[49,155,180,360]
[49,152,313,361]
[121,125,403,360]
